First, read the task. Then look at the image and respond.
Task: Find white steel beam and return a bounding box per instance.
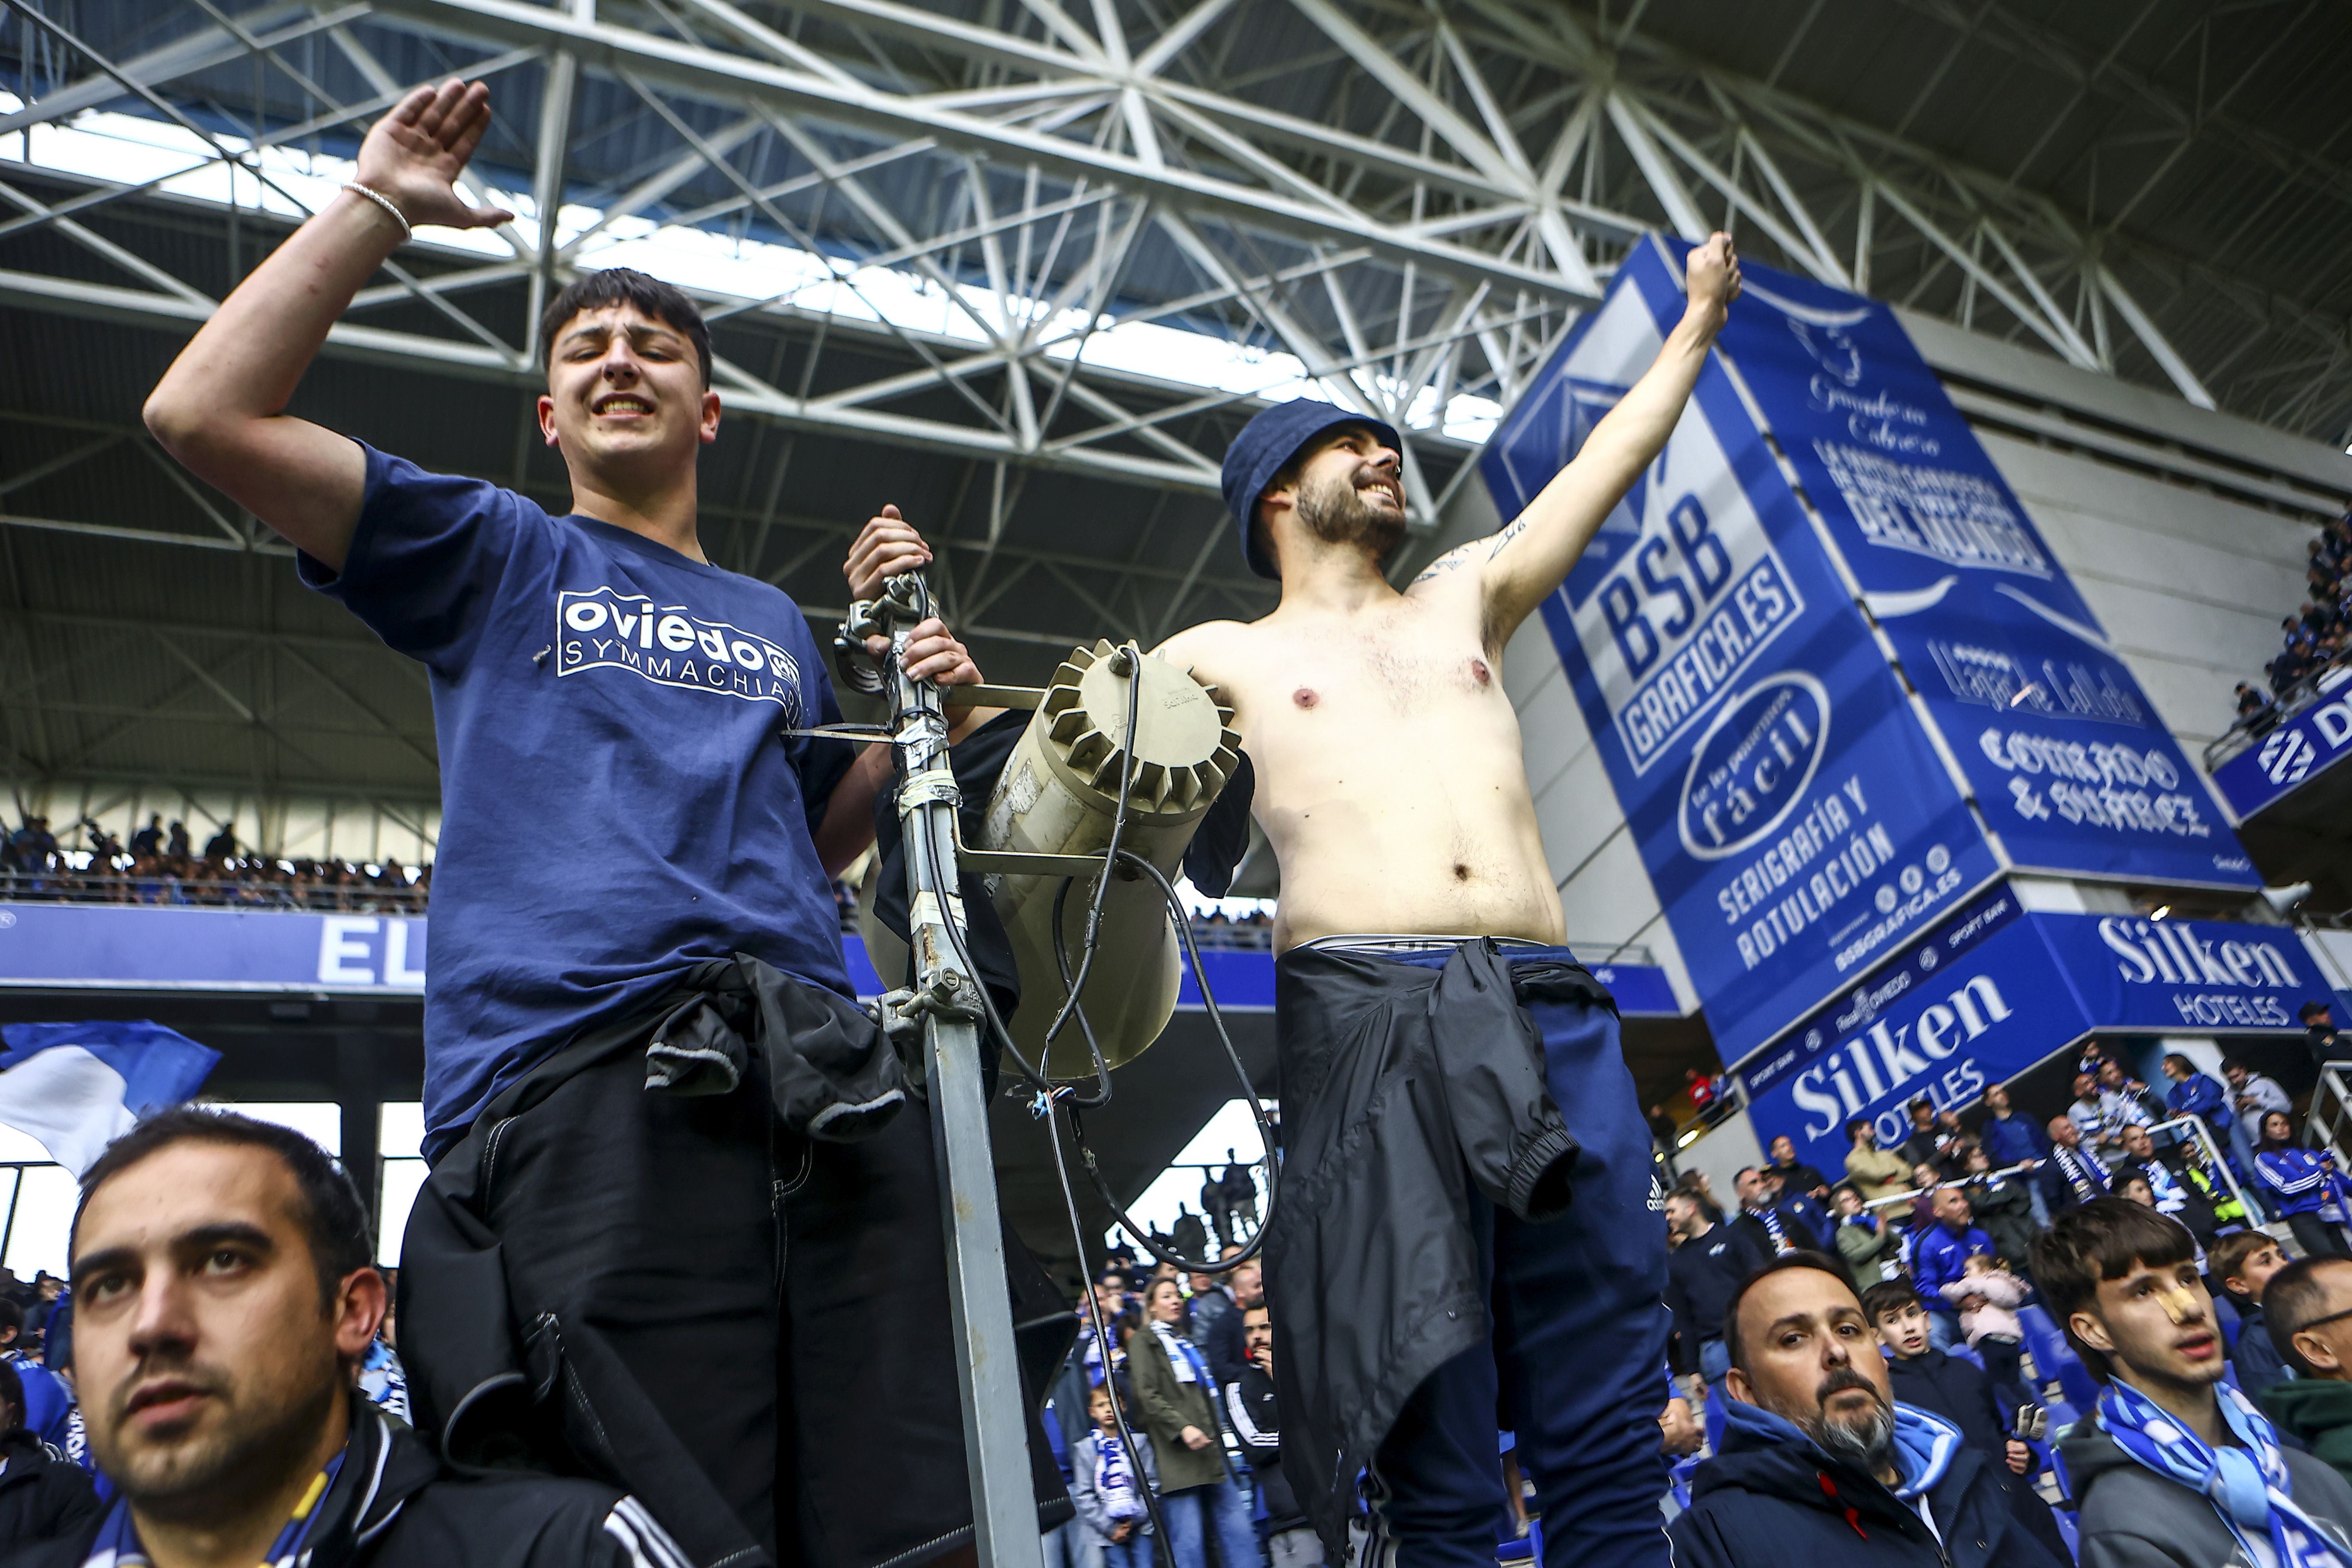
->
[362,0,1600,302]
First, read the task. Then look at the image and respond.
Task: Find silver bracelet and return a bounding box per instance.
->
[341,181,411,243]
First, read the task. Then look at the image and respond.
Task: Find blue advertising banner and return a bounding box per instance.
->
[0,902,431,992]
[2038,910,2321,1035]
[1485,239,1999,1066]
[1739,886,2087,1174]
[0,903,1691,1024]
[1740,893,2322,1175]
[1710,257,2254,891]
[2208,677,2352,821]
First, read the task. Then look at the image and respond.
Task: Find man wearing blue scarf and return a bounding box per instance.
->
[2041,1199,2352,1568]
[1666,1254,2064,1567]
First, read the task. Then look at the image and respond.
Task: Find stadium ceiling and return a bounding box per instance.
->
[2,0,2350,819]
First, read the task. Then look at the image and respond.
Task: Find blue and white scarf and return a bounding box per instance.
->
[1752,1205,1790,1253]
[1094,1433,1145,1519]
[1722,1396,1963,1500]
[1152,1322,1213,1386]
[2054,1145,2110,1203]
[2098,1377,2352,1568]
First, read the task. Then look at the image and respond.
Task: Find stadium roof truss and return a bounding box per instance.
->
[1,0,2349,808]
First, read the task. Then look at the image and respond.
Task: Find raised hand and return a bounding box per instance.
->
[1683,231,1742,333]
[353,79,513,232]
[844,503,935,600]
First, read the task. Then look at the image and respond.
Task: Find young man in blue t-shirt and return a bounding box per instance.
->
[144,76,1050,1568]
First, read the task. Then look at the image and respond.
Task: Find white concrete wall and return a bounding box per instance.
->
[1977,432,2323,755]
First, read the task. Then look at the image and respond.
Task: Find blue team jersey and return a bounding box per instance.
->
[305,446,856,1160]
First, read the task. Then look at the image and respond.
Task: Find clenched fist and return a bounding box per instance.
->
[1683,232,1743,335]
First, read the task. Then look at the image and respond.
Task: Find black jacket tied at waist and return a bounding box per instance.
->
[396,954,904,1568]
[1266,939,1598,1551]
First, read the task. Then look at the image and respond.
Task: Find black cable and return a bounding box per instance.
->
[882,609,1274,1567]
[1048,873,1117,1111]
[1045,1084,1180,1568]
[1062,848,1276,1276]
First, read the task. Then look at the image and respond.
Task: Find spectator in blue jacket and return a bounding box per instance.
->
[0,1300,79,1466]
[1972,1083,2050,1228]
[2227,1058,2294,1217]
[1973,1083,2047,1170]
[2160,1054,2233,1138]
[2255,1109,2352,1261]
[1910,1187,1994,1353]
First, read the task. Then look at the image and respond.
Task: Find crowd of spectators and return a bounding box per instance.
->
[10,818,1261,951]
[1,811,429,913]
[1657,1032,2352,1564]
[2231,510,2352,733]
[1187,909,1276,950]
[1052,1159,1299,1568]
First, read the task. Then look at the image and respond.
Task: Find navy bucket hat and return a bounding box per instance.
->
[1220,398,1402,579]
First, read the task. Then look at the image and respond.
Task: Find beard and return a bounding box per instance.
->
[96,1352,341,1524]
[1294,465,1406,564]
[1805,1368,1896,1474]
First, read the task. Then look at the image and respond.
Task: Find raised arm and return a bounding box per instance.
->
[1415,234,1740,641]
[142,80,511,572]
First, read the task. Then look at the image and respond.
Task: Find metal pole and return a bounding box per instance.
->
[881,582,1043,1568]
[0,1166,24,1271]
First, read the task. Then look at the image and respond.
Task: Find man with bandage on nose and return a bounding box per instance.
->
[2041,1199,2352,1567]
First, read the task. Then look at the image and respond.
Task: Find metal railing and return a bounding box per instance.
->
[2204,653,2352,771]
[0,869,429,914]
[2309,1064,2352,1169]
[1855,1114,2252,1222]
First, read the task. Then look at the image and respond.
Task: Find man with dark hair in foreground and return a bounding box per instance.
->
[14,1108,680,1567]
[141,77,1053,1568]
[2039,1199,2352,1567]
[1665,1253,2061,1567]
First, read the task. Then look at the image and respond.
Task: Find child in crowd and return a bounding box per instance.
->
[1861,1280,2070,1559]
[1072,1382,1156,1568]
[2214,1228,2296,1400]
[1939,1253,2030,1406]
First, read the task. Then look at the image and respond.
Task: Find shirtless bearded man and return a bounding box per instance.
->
[855,236,1740,1567]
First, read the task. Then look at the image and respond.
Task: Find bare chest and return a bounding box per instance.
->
[1228,620,1501,733]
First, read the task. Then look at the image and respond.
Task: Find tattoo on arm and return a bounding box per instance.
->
[1485,515,1533,560]
[1412,548,1473,586]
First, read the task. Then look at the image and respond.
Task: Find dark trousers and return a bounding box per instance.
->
[446,1038,1069,1568]
[2290,1211,2352,1261]
[1372,946,1671,1568]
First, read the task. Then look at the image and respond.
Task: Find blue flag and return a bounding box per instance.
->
[0,1021,220,1174]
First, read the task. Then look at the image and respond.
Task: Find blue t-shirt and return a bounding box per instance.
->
[305,446,856,1160]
